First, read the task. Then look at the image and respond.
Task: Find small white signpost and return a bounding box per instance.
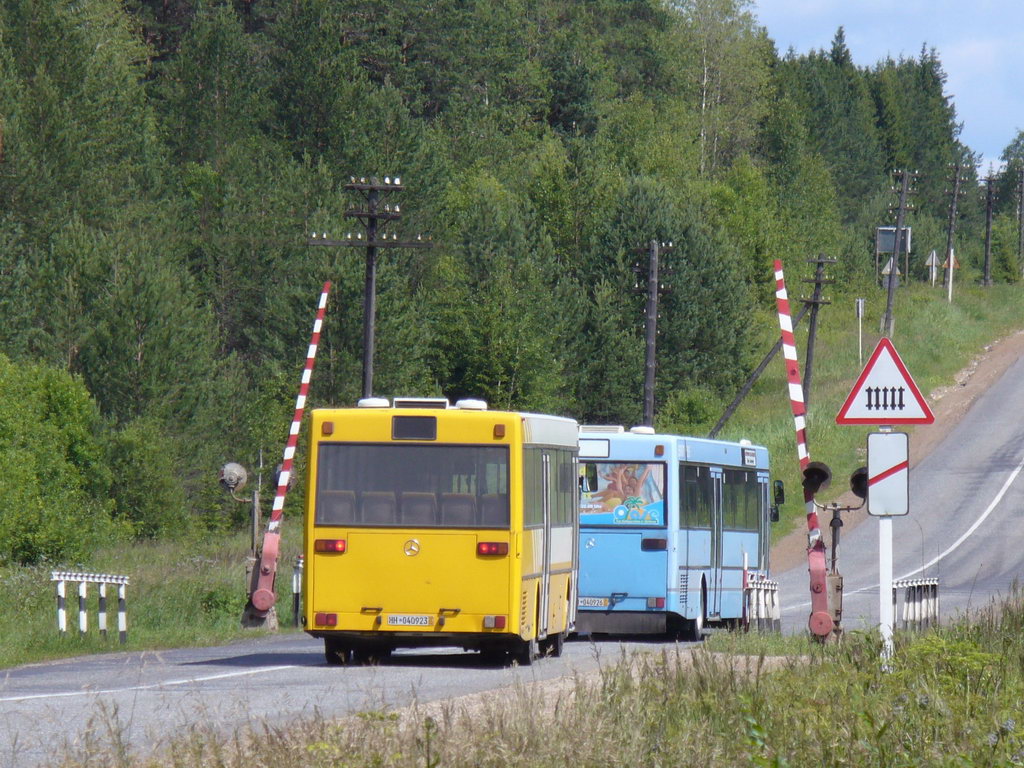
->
[855,298,866,365]
[944,248,958,304]
[925,250,940,286]
[837,339,933,658]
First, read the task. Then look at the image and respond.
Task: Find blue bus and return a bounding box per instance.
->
[575,426,777,640]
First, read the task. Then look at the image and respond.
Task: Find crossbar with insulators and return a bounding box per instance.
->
[51,572,129,644]
[892,577,939,631]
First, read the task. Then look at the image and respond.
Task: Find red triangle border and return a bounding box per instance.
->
[836,338,935,425]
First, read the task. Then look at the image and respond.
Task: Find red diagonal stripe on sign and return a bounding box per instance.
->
[869,460,909,486]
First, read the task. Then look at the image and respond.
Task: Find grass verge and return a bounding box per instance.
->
[54,593,1024,767]
[0,528,303,668]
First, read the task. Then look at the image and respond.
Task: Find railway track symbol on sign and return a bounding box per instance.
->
[836,338,934,425]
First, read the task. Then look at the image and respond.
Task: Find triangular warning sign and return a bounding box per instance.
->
[836,338,934,425]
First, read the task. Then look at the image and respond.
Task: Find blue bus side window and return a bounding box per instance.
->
[680,465,712,529]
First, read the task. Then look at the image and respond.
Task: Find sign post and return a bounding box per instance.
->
[837,338,934,658]
[945,248,957,304]
[855,298,866,366]
[867,431,909,658]
[925,250,939,286]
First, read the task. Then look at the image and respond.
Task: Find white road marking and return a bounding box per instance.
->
[0,665,298,703]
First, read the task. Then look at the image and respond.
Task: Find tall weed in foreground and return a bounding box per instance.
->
[55,593,1024,767]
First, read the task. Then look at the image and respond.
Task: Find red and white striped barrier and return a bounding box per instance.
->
[774,260,832,638]
[250,282,332,614]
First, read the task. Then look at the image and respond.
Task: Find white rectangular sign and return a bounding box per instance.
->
[867,432,909,516]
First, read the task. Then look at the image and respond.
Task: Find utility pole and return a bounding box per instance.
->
[708,303,810,439]
[633,240,674,427]
[943,163,966,287]
[801,255,835,411]
[882,170,915,338]
[308,176,431,398]
[983,172,996,287]
[1017,167,1024,279]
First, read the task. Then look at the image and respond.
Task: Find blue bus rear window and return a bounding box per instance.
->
[579,461,665,526]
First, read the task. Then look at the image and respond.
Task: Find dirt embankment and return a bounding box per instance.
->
[771,329,1024,573]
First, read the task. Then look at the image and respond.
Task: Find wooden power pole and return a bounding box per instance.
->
[634,240,674,427]
[983,173,996,287]
[943,163,966,287]
[308,176,432,398]
[882,169,915,338]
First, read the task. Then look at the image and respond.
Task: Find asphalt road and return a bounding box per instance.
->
[778,350,1024,634]
[0,632,688,767]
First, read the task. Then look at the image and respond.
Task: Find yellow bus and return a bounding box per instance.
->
[303,397,579,665]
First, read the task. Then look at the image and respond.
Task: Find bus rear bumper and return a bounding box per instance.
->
[307,629,535,653]
[574,610,668,635]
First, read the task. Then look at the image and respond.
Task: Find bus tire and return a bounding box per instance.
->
[324,639,351,665]
[353,645,392,665]
[514,637,539,666]
[480,647,508,665]
[541,631,564,658]
[686,590,705,642]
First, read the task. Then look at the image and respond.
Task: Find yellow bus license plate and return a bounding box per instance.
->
[578,597,609,608]
[387,614,433,627]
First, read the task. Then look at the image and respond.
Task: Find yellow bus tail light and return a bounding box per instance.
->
[477,542,508,556]
[314,612,338,626]
[315,539,347,553]
[483,615,507,629]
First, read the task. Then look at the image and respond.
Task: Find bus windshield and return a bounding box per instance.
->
[579,461,666,527]
[314,443,510,528]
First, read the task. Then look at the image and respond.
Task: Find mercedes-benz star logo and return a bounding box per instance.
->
[403,538,421,556]
[585,537,596,549]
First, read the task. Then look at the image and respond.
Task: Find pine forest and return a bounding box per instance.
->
[0,0,1020,565]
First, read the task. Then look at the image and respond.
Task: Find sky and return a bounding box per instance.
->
[754,0,1024,171]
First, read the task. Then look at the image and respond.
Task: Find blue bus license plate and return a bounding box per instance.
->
[578,597,609,608]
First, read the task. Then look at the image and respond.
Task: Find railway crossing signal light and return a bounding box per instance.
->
[802,461,832,496]
[850,467,868,500]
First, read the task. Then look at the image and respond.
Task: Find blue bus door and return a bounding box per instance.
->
[710,469,724,618]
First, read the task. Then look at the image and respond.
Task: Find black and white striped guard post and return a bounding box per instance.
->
[51,572,130,644]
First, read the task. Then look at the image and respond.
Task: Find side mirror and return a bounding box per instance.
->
[802,461,832,496]
[850,466,868,500]
[579,464,598,494]
[773,479,785,506]
[769,505,780,523]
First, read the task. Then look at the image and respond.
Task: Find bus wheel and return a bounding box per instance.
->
[354,646,392,665]
[540,631,564,658]
[514,637,539,666]
[687,596,705,642]
[479,647,508,666]
[324,639,351,665]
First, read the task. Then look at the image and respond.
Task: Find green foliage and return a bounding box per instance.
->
[107,418,188,538]
[0,355,127,565]
[0,0,1009,551]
